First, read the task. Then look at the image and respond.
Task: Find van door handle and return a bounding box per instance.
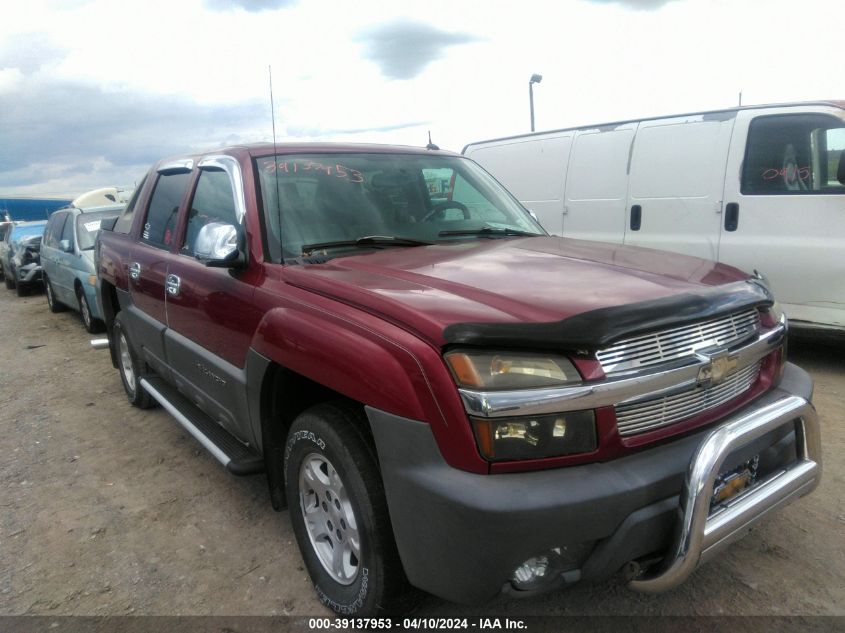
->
[630,205,642,231]
[725,202,739,232]
[128,262,141,280]
[165,274,181,297]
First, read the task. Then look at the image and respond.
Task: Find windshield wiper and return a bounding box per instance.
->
[438,227,543,238]
[301,235,433,255]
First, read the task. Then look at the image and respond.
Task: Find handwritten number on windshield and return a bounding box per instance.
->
[262,159,363,183]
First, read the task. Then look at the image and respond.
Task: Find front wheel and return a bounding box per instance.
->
[77,286,103,333]
[285,403,408,616]
[45,276,66,313]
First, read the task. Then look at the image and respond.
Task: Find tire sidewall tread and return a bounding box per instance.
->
[284,402,406,616]
[112,312,153,409]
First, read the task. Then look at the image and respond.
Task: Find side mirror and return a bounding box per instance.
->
[194,222,243,267]
[60,239,74,253]
[100,216,118,232]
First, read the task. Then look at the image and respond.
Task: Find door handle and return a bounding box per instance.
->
[128,262,141,280]
[725,202,739,232]
[165,274,181,297]
[630,205,642,231]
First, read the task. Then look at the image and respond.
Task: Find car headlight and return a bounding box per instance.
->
[471,411,597,461]
[445,350,581,390]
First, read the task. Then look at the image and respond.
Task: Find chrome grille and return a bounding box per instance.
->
[596,309,760,375]
[615,361,762,437]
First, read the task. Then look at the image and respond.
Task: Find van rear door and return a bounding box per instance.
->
[719,106,845,329]
[623,114,735,261]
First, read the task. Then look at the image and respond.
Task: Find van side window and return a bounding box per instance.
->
[141,172,190,248]
[45,213,67,248]
[182,170,238,255]
[114,175,148,235]
[60,212,75,246]
[742,114,845,195]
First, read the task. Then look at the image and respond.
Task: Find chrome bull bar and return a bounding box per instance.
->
[629,394,822,593]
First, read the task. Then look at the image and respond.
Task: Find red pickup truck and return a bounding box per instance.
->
[95,143,822,615]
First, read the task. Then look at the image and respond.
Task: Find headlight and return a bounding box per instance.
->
[471,411,597,461]
[445,350,581,390]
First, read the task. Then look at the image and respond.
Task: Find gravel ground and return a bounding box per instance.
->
[0,287,843,617]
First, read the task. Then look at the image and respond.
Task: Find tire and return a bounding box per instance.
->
[15,281,29,297]
[285,403,408,616]
[45,277,66,313]
[77,286,103,333]
[4,267,15,289]
[112,312,154,409]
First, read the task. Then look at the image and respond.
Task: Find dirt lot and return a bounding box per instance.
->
[0,287,843,617]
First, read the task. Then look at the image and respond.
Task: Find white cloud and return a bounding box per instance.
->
[0,0,843,195]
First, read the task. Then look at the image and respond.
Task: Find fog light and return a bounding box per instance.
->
[512,555,553,590]
[510,543,595,591]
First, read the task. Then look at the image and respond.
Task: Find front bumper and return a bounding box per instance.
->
[366,363,820,605]
[18,263,43,285]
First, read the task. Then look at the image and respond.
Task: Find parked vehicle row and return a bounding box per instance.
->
[0,142,826,615]
[86,141,821,616]
[1,193,123,334]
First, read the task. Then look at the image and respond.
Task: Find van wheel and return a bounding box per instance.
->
[285,403,407,616]
[77,286,103,333]
[113,312,153,409]
[45,277,66,313]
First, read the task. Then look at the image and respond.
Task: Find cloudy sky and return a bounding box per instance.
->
[1,0,842,197]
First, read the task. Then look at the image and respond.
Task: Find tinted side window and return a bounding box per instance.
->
[60,213,75,244]
[742,114,845,195]
[142,172,190,248]
[45,213,67,248]
[114,174,148,234]
[182,170,238,254]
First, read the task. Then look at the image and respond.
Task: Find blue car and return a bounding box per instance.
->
[41,205,121,332]
[0,221,47,296]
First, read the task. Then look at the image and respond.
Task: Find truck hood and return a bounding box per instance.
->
[282,237,756,348]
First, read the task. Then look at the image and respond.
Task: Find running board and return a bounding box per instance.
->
[139,377,264,476]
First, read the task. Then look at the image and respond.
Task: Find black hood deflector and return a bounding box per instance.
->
[442,280,773,353]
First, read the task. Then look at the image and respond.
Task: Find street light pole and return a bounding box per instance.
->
[529,73,542,132]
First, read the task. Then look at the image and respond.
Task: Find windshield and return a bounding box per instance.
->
[76,211,118,250]
[11,222,46,245]
[255,153,545,262]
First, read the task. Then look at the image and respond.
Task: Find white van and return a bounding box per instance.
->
[464,101,845,333]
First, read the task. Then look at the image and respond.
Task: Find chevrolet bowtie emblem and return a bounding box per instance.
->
[697,350,738,387]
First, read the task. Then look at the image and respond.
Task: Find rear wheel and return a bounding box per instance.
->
[77,286,103,333]
[285,403,408,616]
[45,276,65,313]
[113,312,153,409]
